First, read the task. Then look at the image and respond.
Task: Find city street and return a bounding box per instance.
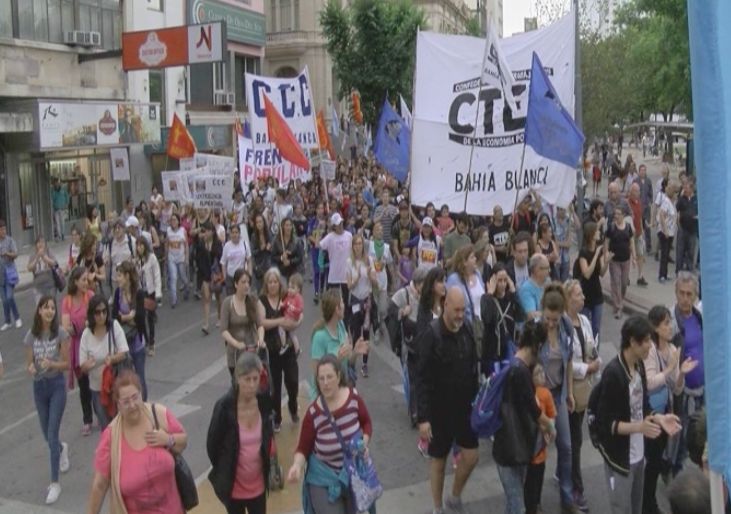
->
[0,276,671,514]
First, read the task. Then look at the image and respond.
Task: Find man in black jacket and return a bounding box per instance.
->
[417,287,479,514]
[596,315,681,514]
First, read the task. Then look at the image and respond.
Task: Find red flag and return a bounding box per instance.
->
[317,110,335,160]
[166,113,196,159]
[263,94,310,170]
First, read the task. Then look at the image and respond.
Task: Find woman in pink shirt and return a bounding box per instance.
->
[86,370,188,514]
[207,351,273,513]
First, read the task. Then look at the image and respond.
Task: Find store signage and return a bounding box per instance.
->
[122,21,225,71]
[38,101,162,150]
[188,0,265,46]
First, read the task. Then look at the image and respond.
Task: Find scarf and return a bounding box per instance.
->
[373,239,385,261]
[109,416,129,514]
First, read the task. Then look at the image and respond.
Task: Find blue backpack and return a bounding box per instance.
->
[470,361,514,438]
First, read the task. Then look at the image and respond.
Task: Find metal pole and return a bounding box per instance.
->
[573,0,585,239]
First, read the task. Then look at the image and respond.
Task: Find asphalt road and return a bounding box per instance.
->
[0,282,671,514]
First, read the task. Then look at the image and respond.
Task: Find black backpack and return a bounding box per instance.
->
[586,377,604,449]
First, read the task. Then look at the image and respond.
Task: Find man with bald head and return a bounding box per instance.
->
[518,253,551,319]
[604,180,631,220]
[417,287,479,514]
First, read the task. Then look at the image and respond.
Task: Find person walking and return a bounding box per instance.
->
[221,269,265,377]
[417,287,480,514]
[28,236,59,305]
[319,213,353,299]
[481,263,522,375]
[251,213,272,294]
[307,202,328,304]
[165,213,190,308]
[287,354,375,513]
[135,237,161,356]
[0,219,21,330]
[222,224,252,296]
[207,352,273,514]
[367,221,393,344]
[25,295,71,504]
[605,205,635,319]
[273,218,304,281]
[77,233,105,294]
[195,221,223,335]
[657,181,678,283]
[78,295,129,430]
[51,179,69,241]
[86,370,189,514]
[346,234,375,377]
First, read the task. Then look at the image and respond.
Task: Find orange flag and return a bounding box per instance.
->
[263,94,310,170]
[166,113,196,159]
[317,110,335,160]
[351,90,363,125]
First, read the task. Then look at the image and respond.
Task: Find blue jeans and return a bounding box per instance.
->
[91,390,110,430]
[552,388,574,507]
[130,347,147,401]
[167,259,190,305]
[497,464,527,514]
[0,282,19,324]
[33,374,67,482]
[582,303,603,343]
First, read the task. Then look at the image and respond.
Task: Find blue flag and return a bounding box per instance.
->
[524,52,584,168]
[243,119,251,139]
[373,98,410,183]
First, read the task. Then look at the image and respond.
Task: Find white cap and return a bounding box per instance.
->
[125,216,140,228]
[422,216,434,227]
[330,212,343,226]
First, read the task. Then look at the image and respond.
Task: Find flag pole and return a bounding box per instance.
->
[510,140,528,234]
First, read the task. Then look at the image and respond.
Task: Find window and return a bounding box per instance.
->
[0,0,11,37]
[149,69,166,127]
[269,0,277,32]
[234,55,261,109]
[279,0,291,31]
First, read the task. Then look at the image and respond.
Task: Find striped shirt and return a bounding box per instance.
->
[296,388,372,470]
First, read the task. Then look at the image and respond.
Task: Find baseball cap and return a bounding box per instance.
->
[125,216,140,228]
[422,216,434,227]
[330,212,343,226]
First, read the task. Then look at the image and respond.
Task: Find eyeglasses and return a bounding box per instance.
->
[118,392,140,407]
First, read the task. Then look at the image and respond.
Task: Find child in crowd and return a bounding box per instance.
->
[524,364,556,514]
[399,246,415,288]
[279,273,304,355]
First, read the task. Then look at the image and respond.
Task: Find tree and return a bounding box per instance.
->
[320,0,426,127]
[464,16,482,37]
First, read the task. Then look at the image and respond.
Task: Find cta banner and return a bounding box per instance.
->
[410,11,576,214]
[237,135,311,188]
[245,67,318,150]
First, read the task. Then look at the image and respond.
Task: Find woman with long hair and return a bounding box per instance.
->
[606,205,636,319]
[272,217,304,280]
[165,213,190,308]
[346,234,375,377]
[136,236,161,356]
[221,269,265,377]
[86,371,189,513]
[25,295,71,504]
[76,233,105,294]
[416,267,447,330]
[28,236,59,305]
[250,213,272,293]
[644,305,697,514]
[287,355,374,513]
[61,267,95,436]
[195,221,224,335]
[481,263,522,375]
[446,245,485,345]
[307,202,328,303]
[260,267,301,432]
[112,261,148,400]
[563,279,601,511]
[85,205,101,242]
[222,224,251,296]
[79,294,129,430]
[207,352,273,514]
[575,221,609,340]
[536,224,559,282]
[538,284,578,513]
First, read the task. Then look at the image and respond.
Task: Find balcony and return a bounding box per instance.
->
[266,30,323,57]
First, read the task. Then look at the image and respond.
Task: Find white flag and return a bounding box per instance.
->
[399,95,413,130]
[330,103,340,139]
[481,21,518,114]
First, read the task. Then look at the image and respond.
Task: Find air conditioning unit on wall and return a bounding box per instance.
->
[213,92,235,105]
[63,30,102,47]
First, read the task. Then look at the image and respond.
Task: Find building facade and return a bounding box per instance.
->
[415,0,473,34]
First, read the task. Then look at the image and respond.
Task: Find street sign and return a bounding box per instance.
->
[122,21,226,71]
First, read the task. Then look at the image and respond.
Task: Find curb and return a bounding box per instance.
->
[602,288,650,317]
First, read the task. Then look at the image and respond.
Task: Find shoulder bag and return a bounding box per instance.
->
[648,348,670,413]
[4,261,19,286]
[108,323,134,377]
[151,403,199,511]
[572,322,592,412]
[320,395,382,512]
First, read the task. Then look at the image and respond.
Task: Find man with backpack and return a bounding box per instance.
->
[417,287,479,514]
[590,315,681,514]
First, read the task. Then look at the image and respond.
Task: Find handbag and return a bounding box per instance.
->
[151,403,199,510]
[52,265,66,292]
[320,395,383,511]
[108,325,134,377]
[649,347,670,413]
[572,322,592,412]
[143,296,157,312]
[4,262,19,286]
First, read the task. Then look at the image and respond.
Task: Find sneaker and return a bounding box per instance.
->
[59,442,69,473]
[561,504,582,514]
[0,323,10,331]
[573,491,589,512]
[637,277,648,287]
[81,423,92,436]
[445,495,465,513]
[45,483,61,505]
[273,422,281,433]
[146,347,155,357]
[417,438,430,458]
[313,293,319,305]
[361,364,369,378]
[14,319,22,329]
[291,412,300,424]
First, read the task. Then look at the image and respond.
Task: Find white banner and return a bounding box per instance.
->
[192,153,235,176]
[237,135,311,189]
[411,11,577,214]
[245,67,318,150]
[110,147,130,181]
[188,173,233,209]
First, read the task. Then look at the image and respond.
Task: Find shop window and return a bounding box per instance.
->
[149,69,167,127]
[49,160,87,223]
[18,162,35,230]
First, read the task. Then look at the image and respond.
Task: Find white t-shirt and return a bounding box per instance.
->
[514,263,529,289]
[658,194,678,237]
[166,227,187,263]
[628,370,645,464]
[319,231,353,285]
[467,276,485,320]
[231,200,247,226]
[367,240,393,292]
[221,239,249,278]
[79,321,129,392]
[417,236,441,269]
[346,257,373,300]
[108,234,136,271]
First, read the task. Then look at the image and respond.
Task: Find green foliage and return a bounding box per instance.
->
[464,16,482,37]
[320,0,426,127]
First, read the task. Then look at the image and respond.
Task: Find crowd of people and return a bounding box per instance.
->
[0,149,713,514]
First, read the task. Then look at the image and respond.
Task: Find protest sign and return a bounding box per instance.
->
[237,135,311,188]
[410,11,577,214]
[321,159,336,180]
[110,148,130,181]
[193,153,236,176]
[188,173,233,209]
[245,67,318,150]
[161,171,188,202]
